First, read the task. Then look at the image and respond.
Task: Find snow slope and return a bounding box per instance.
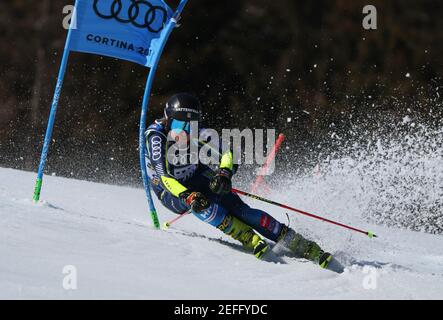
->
[1,167,443,299]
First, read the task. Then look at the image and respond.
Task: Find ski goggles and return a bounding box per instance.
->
[170,119,191,134]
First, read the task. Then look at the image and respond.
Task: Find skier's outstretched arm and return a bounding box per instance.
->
[146,130,210,213]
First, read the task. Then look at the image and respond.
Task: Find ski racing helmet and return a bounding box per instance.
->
[165,93,201,136]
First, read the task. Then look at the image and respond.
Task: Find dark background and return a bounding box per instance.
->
[0,0,442,185]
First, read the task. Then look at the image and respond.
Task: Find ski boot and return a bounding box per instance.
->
[278,225,332,269]
[218,215,270,259]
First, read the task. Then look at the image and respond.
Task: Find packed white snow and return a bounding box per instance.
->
[1,167,443,299]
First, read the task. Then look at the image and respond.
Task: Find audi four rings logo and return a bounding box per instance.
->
[93,0,168,33]
[151,136,162,161]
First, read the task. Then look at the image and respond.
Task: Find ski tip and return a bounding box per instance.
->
[367,231,377,238]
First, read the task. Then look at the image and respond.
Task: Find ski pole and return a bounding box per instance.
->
[186,139,376,238]
[232,188,377,238]
[162,209,192,230]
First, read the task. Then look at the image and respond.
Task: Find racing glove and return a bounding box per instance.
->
[179,191,210,213]
[209,168,232,195]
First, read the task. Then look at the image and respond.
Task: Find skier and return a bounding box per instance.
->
[145,93,332,268]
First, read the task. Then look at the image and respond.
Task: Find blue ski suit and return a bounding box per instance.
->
[145,119,283,242]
